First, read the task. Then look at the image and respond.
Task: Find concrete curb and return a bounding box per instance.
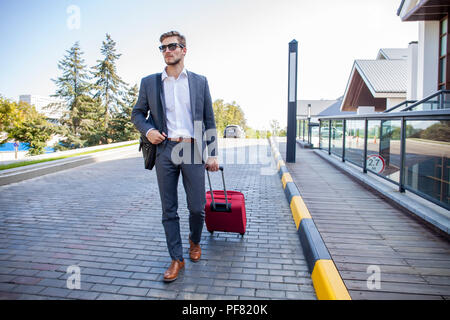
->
[0,145,139,186]
[313,148,450,236]
[268,137,351,300]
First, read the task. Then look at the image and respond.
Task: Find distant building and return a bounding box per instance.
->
[297,97,355,123]
[317,97,356,117]
[340,1,449,114]
[19,95,66,122]
[297,99,339,123]
[376,48,409,60]
[341,48,408,113]
[296,97,355,147]
[311,1,450,212]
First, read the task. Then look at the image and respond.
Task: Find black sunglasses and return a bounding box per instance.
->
[159,43,185,52]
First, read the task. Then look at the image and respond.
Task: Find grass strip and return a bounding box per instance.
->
[0,142,138,171]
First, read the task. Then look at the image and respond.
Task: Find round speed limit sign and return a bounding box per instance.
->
[367,154,385,174]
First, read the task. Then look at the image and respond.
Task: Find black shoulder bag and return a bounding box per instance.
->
[138,133,157,170]
[138,74,163,171]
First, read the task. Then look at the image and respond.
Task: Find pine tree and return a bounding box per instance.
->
[53,94,106,150]
[77,95,107,146]
[91,34,127,127]
[109,84,140,142]
[52,41,92,136]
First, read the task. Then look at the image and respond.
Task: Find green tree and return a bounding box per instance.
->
[52,41,92,136]
[91,34,127,127]
[225,101,247,130]
[0,97,54,155]
[212,99,247,135]
[0,96,26,142]
[109,84,140,142]
[279,127,287,137]
[77,95,107,146]
[212,99,227,134]
[418,121,450,142]
[54,94,106,149]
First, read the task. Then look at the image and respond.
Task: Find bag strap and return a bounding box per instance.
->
[156,73,167,132]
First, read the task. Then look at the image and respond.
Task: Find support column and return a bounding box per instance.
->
[286,40,298,163]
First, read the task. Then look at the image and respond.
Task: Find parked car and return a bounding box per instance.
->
[223,125,244,138]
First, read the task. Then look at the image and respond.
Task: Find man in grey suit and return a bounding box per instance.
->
[131,31,219,282]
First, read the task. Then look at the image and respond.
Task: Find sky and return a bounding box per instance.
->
[0,0,418,130]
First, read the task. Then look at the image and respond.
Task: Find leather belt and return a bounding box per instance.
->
[167,137,195,143]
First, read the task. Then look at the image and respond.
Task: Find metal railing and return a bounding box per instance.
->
[383,100,417,113]
[297,118,319,148]
[402,90,450,111]
[318,105,450,210]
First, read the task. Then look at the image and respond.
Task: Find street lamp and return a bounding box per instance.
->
[286,40,298,163]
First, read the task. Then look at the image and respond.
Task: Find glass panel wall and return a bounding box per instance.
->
[311,125,320,148]
[318,114,450,210]
[320,120,329,150]
[298,119,306,141]
[304,120,309,143]
[301,120,305,140]
[345,120,365,167]
[404,120,450,207]
[367,120,402,183]
[330,120,343,157]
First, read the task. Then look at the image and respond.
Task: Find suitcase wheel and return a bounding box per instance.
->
[240,233,245,237]
[209,230,214,235]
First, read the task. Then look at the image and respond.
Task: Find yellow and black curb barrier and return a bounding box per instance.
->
[269,137,351,300]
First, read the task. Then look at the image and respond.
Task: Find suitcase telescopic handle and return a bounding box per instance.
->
[206,165,230,211]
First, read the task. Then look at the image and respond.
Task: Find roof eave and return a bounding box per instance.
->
[399,0,448,22]
[398,0,406,16]
[340,63,357,112]
[377,49,387,60]
[372,92,406,98]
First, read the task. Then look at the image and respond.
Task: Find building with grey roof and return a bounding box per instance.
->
[341,49,408,113]
[377,48,409,60]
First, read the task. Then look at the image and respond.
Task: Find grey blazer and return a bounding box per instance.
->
[131,71,218,161]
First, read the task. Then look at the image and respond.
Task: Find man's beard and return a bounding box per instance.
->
[166,56,182,66]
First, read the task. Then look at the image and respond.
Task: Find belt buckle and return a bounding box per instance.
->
[170,136,191,142]
[171,137,183,142]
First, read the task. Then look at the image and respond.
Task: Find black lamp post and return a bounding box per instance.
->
[286,40,298,163]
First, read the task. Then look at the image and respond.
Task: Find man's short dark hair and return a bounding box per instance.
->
[160,31,186,47]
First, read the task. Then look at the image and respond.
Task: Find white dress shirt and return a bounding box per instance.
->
[162,67,194,138]
[146,67,194,139]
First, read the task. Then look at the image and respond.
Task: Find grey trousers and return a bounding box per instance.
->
[155,140,206,261]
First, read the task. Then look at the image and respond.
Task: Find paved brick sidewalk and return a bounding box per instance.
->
[0,139,316,300]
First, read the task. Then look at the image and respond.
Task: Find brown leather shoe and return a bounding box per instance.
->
[163,259,185,282]
[189,238,201,262]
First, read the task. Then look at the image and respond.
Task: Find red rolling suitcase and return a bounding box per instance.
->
[205,166,246,236]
